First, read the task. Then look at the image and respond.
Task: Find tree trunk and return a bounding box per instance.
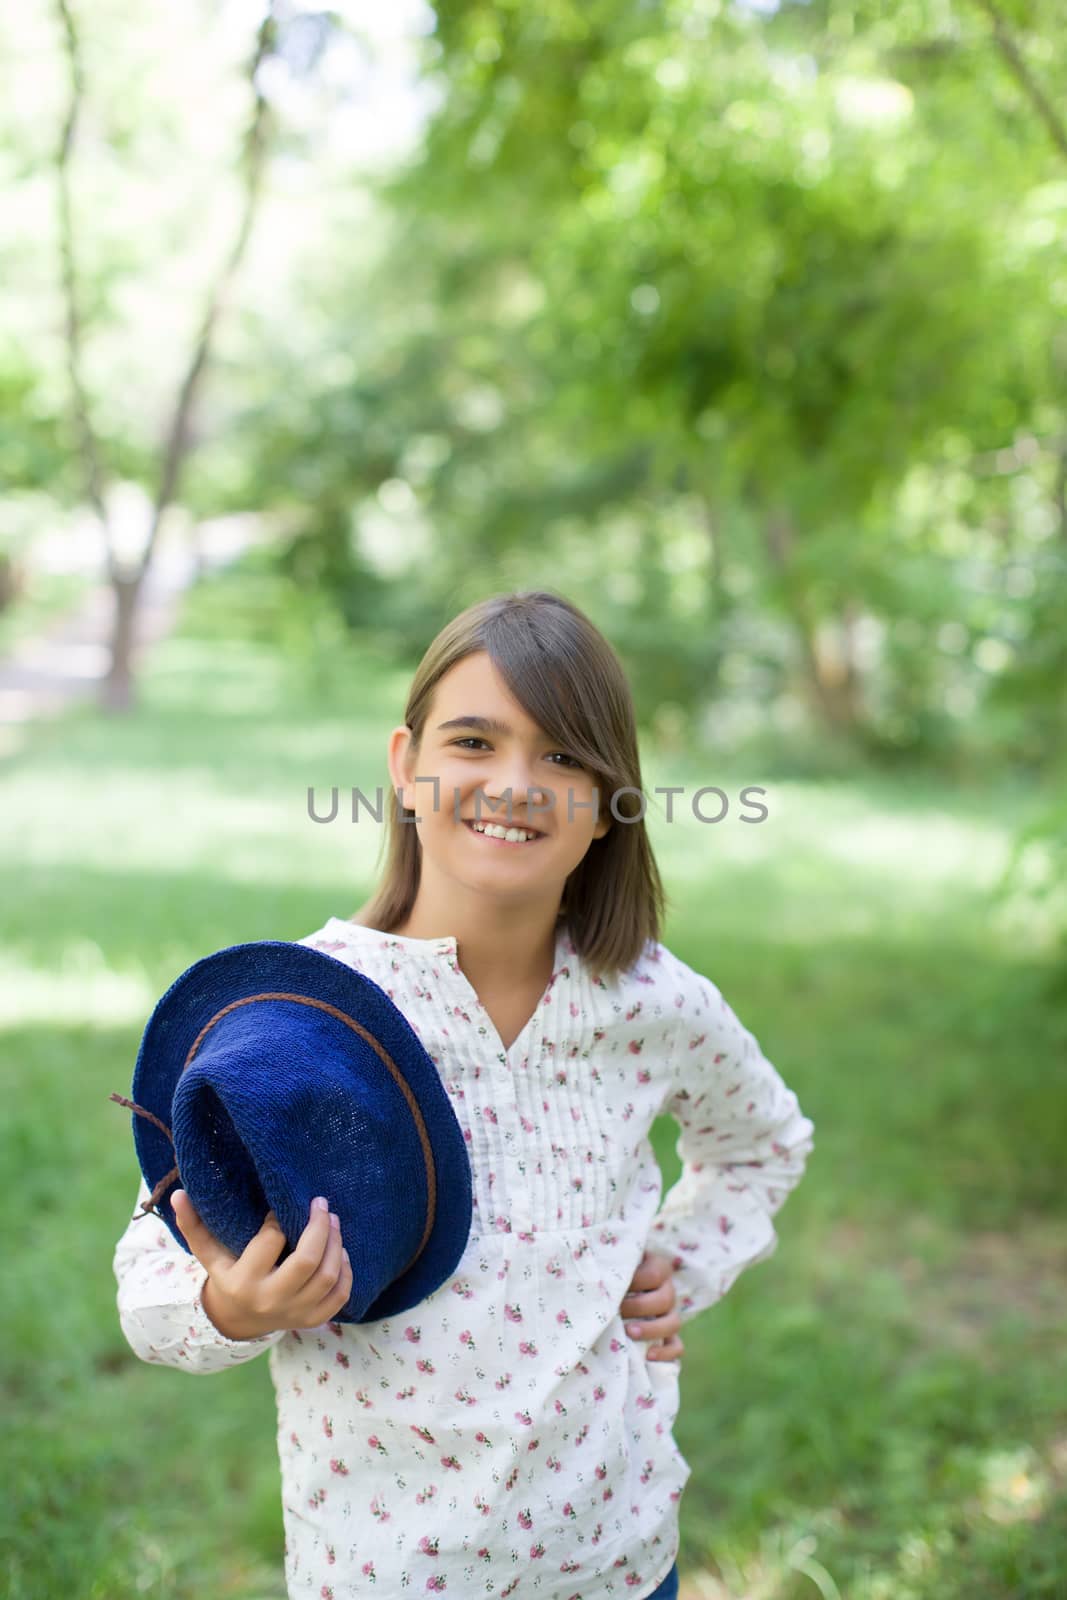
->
[102,573,142,712]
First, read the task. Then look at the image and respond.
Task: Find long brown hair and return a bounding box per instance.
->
[350,590,668,979]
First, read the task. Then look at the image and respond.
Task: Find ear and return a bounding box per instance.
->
[387,725,418,813]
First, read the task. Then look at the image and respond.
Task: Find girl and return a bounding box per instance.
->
[113,589,815,1600]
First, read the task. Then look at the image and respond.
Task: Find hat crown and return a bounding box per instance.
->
[122,940,473,1322]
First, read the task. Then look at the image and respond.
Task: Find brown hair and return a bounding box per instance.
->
[350,590,668,980]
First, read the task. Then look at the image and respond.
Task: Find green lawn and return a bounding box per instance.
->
[3,571,1065,1599]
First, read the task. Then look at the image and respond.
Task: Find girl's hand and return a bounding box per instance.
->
[171,1190,353,1339]
[620,1249,684,1362]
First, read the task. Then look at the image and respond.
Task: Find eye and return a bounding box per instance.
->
[450,738,582,768]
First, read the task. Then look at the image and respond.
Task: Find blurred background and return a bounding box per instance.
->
[3,1,1066,1596]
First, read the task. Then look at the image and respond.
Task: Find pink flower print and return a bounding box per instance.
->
[361,1560,376,1579]
[505,1465,520,1491]
[599,1229,618,1246]
[494,1214,512,1233]
[415,1484,438,1504]
[554,1069,567,1086]
[454,1387,476,1406]
[556,1308,572,1330]
[546,1453,562,1473]
[475,1431,491,1446]
[719,1215,735,1235]
[591,1521,603,1544]
[636,1067,651,1084]
[636,1393,655,1410]
[355,1388,374,1408]
[518,1340,538,1357]
[595,1461,608,1481]
[441,1454,462,1470]
[561,1558,581,1573]
[308,1488,327,1510]
[289,1430,302,1450]
[569,1000,579,1017]
[329,1459,349,1475]
[529,1541,546,1559]
[625,1575,645,1588]
[610,1337,625,1353]
[553,1399,567,1415]
[474,1498,491,1517]
[625,1003,643,1021]
[520,1114,535,1133]
[495,1372,512,1389]
[326,1544,336,1565]
[517,1508,533,1530]
[396,1385,417,1399]
[403,1325,422,1343]
[545,1257,564,1279]
[322,1416,333,1438]
[504,1303,523,1323]
[316,1368,329,1385]
[477,1544,490,1558]
[418,1534,440,1556]
[483,1106,498,1124]
[410,1424,436,1444]
[426,1578,447,1593]
[416,1357,436,1373]
[639,1458,655,1484]
[451,1280,473,1300]
[517,1227,535,1243]
[367,1435,387,1454]
[687,1031,707,1050]
[514,1410,533,1426]
[459,1330,475,1350]
[321,1586,334,1599]
[627,1038,644,1055]
[327,1321,343,1337]
[335,1351,349,1368]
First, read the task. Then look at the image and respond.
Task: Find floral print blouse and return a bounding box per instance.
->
[113,917,814,1600]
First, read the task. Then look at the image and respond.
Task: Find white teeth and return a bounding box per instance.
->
[470,821,538,842]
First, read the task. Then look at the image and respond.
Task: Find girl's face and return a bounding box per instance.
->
[388,652,611,908]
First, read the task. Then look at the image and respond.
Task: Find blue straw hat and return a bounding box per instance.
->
[110,939,473,1324]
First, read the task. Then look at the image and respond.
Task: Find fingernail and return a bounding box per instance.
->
[313,1196,328,1212]
[329,1212,340,1230]
[626,1322,642,1336]
[342,1249,349,1263]
[172,1190,184,1204]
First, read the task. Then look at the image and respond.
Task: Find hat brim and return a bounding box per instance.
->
[126,940,472,1321]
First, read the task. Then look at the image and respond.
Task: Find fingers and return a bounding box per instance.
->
[171,1190,237,1274]
[628,1250,675,1293]
[239,1206,291,1277]
[270,1197,343,1306]
[647,1333,684,1363]
[620,1272,677,1322]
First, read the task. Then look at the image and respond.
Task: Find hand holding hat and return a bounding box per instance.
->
[171,1190,353,1339]
[111,938,473,1325]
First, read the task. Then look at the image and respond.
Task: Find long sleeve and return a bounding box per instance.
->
[113,1175,287,1374]
[647,967,814,1325]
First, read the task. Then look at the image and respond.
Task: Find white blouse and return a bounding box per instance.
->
[113,917,814,1600]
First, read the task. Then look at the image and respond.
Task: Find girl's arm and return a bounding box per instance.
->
[647,969,815,1324]
[112,1176,287,1374]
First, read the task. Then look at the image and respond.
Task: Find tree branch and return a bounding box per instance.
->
[54,0,115,581]
[138,8,279,580]
[972,0,1067,162]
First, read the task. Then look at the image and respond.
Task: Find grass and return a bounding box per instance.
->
[2,566,1066,1599]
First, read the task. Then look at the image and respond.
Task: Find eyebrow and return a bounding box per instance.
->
[437,716,535,738]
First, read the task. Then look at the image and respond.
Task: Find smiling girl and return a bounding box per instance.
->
[114,588,815,1600]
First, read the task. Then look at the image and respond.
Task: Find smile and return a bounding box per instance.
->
[462,818,545,845]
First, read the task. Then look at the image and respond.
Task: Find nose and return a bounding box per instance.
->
[482,764,552,824]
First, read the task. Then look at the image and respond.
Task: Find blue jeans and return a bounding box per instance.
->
[644,1562,679,1600]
